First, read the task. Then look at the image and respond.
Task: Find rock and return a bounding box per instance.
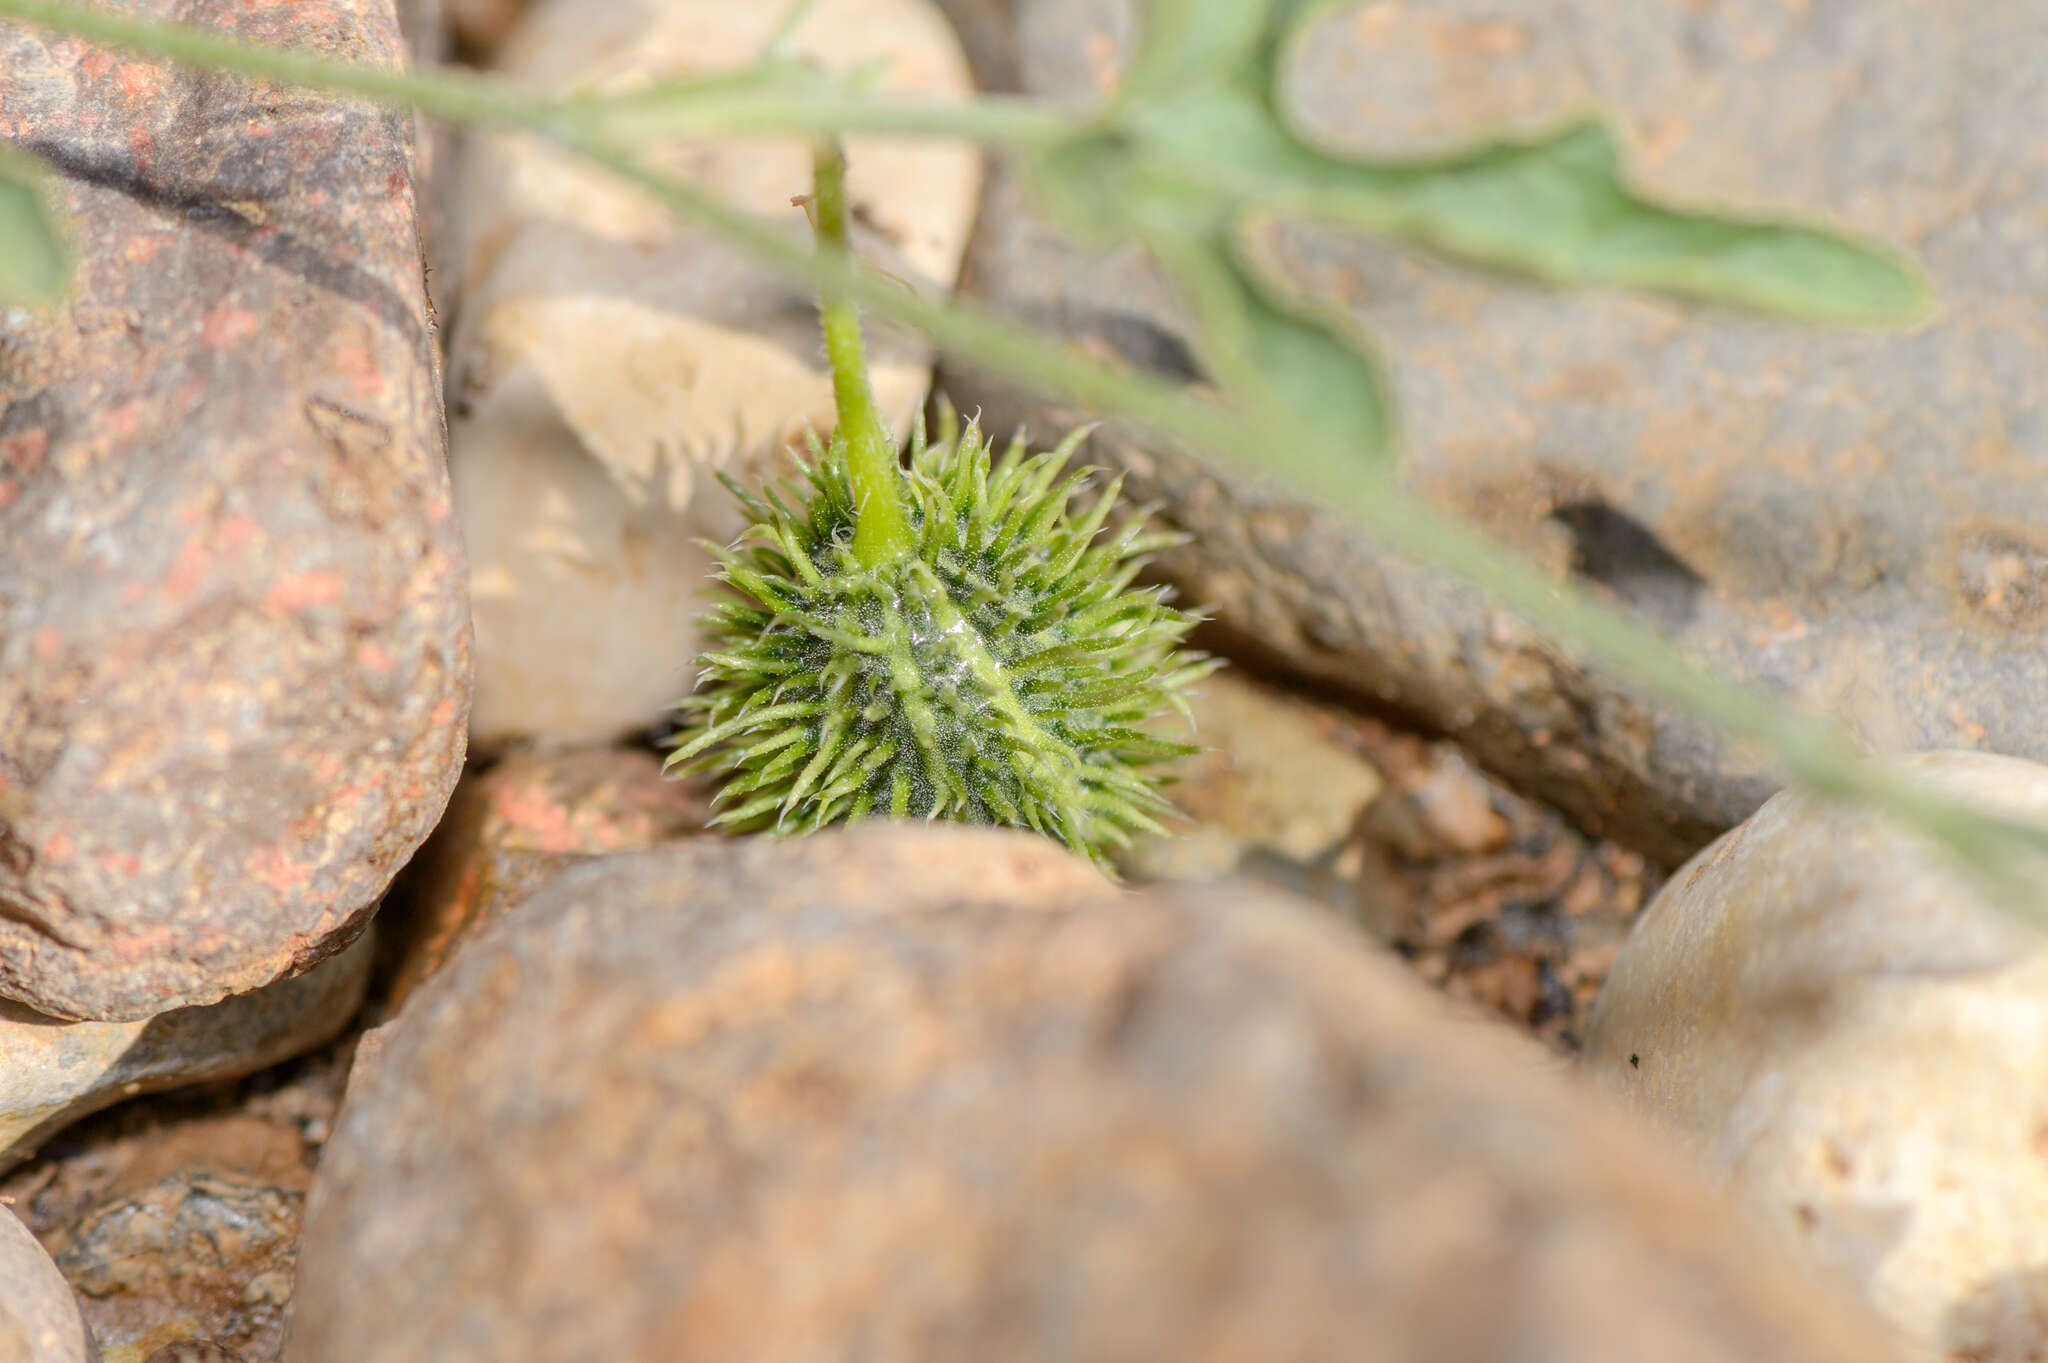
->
[395,0,451,295]
[941,0,2048,866]
[1582,751,2048,1362]
[290,824,1899,1363]
[144,1345,247,1363]
[1363,749,1513,864]
[930,0,1022,90]
[383,748,709,1010]
[34,1114,310,1363]
[1118,671,1388,927]
[2,1030,359,1363]
[446,0,981,749]
[443,0,525,55]
[0,0,469,1019]
[0,934,369,1171]
[0,1205,91,1363]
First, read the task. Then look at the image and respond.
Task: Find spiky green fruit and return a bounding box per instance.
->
[665,415,1214,864]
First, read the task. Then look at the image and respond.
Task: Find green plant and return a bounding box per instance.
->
[1,0,2044,901]
[665,143,1211,860]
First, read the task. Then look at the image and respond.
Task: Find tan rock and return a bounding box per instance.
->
[1583,751,2048,1362]
[0,935,370,1172]
[446,0,982,748]
[291,824,1899,1363]
[0,1206,91,1363]
[1124,671,1382,877]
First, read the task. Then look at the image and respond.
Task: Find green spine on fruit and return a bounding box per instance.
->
[665,412,1215,864]
[667,140,1212,864]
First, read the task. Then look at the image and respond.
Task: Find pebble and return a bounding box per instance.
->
[1584,751,2048,1362]
[48,1114,306,1363]
[1117,671,1385,922]
[445,0,982,748]
[144,1345,248,1363]
[291,825,1899,1362]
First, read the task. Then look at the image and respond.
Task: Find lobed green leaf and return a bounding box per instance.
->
[0,141,70,306]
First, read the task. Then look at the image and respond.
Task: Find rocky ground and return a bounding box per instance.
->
[0,692,1653,1361]
[1,1,2045,1362]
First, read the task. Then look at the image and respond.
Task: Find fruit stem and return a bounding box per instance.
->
[810,140,911,568]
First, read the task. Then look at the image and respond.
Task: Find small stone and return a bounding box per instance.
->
[241,1273,290,1307]
[1118,672,1384,907]
[0,1,469,1020]
[0,936,370,1170]
[1409,759,1514,856]
[447,0,981,749]
[291,825,1900,1362]
[1583,751,2048,1362]
[444,0,527,53]
[33,1113,311,1363]
[1364,752,1513,863]
[0,1205,92,1363]
[383,748,710,1009]
[2,1036,356,1363]
[144,1345,249,1363]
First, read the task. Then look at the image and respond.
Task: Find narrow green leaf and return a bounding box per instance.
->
[0,141,69,305]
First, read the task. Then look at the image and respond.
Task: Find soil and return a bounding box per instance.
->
[1345,718,1659,1051]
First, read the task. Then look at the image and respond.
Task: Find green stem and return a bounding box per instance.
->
[0,0,1071,147]
[2,0,2042,902]
[810,139,910,569]
[0,0,548,130]
[559,132,2048,886]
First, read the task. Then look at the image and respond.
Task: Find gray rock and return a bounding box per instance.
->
[290,824,1898,1363]
[0,0,469,1019]
[941,0,2048,865]
[0,935,370,1172]
[0,1205,92,1363]
[1583,751,2048,1363]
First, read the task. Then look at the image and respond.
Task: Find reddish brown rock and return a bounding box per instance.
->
[289,826,1900,1363]
[384,748,710,1010]
[0,0,470,1019]
[943,0,2048,865]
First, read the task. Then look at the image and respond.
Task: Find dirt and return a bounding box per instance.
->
[1348,719,1658,1050]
